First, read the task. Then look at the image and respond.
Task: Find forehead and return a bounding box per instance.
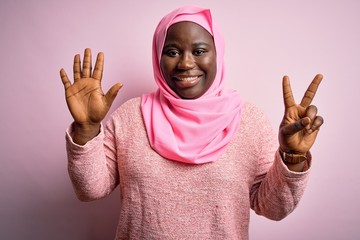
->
[165,21,214,45]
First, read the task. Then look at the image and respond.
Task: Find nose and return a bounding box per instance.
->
[177,52,195,70]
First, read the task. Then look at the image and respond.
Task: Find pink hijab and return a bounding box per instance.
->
[141,5,243,164]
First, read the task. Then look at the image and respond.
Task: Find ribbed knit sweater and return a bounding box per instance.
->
[66,97,311,239]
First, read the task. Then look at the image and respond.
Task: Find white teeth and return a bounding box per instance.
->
[177,76,198,81]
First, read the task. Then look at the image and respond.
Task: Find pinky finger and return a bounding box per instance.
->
[60,68,71,90]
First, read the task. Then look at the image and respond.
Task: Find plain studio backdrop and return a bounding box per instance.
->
[1,0,359,239]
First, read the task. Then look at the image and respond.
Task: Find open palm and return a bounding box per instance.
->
[60,48,122,126]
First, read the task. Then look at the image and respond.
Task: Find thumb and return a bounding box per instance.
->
[281,117,311,136]
[105,83,123,106]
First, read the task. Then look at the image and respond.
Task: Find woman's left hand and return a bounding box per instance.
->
[278,74,324,154]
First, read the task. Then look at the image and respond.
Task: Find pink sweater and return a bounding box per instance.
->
[66,97,311,239]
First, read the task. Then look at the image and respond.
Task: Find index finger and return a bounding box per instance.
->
[92,52,104,80]
[282,75,296,108]
[300,74,323,107]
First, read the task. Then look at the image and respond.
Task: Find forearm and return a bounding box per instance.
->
[68,156,113,201]
[251,152,310,220]
[66,124,119,201]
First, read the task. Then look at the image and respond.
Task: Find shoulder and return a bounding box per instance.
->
[233,101,277,155]
[238,101,275,139]
[106,97,142,128]
[104,97,146,143]
[111,97,141,117]
[117,97,141,111]
[240,101,268,123]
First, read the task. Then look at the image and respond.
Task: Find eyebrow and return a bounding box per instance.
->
[192,42,210,47]
[163,42,211,49]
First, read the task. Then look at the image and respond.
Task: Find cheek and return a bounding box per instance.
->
[209,59,217,75]
[160,58,167,76]
[160,58,176,88]
[160,57,175,76]
[202,57,217,83]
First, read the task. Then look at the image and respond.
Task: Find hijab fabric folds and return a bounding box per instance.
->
[141,6,243,164]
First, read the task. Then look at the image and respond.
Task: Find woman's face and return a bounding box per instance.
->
[160,21,217,99]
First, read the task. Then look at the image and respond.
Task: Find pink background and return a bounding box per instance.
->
[1,0,359,239]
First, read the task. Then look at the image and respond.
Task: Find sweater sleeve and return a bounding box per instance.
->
[66,122,119,202]
[248,104,311,221]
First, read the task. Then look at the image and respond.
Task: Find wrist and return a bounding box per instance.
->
[73,122,101,145]
[279,148,308,164]
[279,148,308,172]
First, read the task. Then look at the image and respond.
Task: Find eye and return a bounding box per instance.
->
[193,49,207,56]
[165,49,180,57]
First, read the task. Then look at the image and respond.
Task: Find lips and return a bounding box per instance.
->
[173,75,202,88]
[175,76,199,81]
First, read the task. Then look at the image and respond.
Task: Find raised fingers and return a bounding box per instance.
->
[92,52,104,80]
[282,75,296,109]
[81,48,92,78]
[300,74,323,107]
[60,68,71,90]
[73,54,81,81]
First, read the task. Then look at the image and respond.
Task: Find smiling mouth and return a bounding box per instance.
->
[173,75,201,88]
[174,76,200,81]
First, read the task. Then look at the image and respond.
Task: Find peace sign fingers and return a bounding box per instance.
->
[279,73,324,156]
[300,74,323,107]
[282,75,296,109]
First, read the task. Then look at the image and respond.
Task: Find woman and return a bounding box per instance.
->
[60,5,323,239]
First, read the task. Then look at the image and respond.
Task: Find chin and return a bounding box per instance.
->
[177,90,204,99]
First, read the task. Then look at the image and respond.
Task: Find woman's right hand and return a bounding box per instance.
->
[60,48,122,144]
